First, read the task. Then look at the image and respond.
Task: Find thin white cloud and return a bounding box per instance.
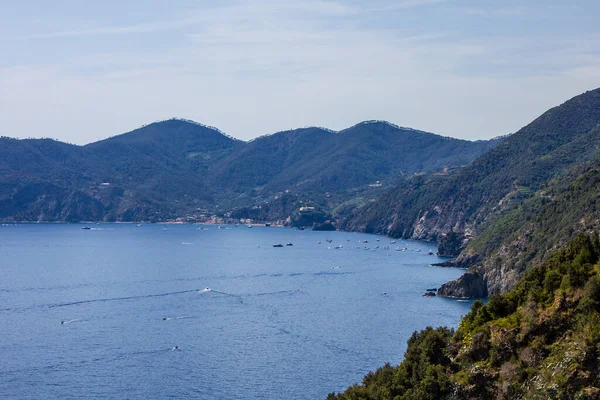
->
[365,0,449,12]
[456,6,529,17]
[15,1,354,40]
[26,16,202,39]
[0,0,599,145]
[12,0,450,41]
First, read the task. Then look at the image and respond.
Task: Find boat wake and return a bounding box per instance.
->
[210,290,244,304]
[60,318,80,325]
[162,316,191,321]
[48,289,200,308]
[255,289,303,297]
[312,271,353,277]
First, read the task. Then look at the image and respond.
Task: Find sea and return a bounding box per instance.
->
[0,223,472,399]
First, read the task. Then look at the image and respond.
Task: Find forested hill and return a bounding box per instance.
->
[330,233,600,399]
[209,121,500,196]
[0,119,496,222]
[341,88,600,297]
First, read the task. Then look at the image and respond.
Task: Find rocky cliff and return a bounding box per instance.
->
[343,88,600,298]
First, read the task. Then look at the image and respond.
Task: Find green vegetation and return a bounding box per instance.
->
[329,233,600,399]
[466,161,600,275]
[0,119,496,222]
[343,88,600,296]
[344,89,600,242]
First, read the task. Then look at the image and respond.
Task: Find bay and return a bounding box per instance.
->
[0,224,471,399]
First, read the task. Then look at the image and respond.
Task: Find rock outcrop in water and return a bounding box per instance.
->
[437,272,487,299]
[313,221,336,231]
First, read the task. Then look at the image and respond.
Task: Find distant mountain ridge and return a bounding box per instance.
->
[0,119,498,222]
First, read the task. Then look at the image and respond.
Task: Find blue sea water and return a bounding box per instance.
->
[0,224,472,399]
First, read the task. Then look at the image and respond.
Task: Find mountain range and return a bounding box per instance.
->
[0,119,498,223]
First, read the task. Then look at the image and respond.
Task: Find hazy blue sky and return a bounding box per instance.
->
[1,0,599,144]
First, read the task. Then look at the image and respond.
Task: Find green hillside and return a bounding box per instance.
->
[341,88,600,296]
[329,233,600,399]
[343,88,600,240]
[0,119,496,222]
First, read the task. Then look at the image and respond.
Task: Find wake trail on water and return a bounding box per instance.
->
[48,289,201,308]
[210,290,244,304]
[254,289,304,297]
[312,271,353,277]
[8,286,288,312]
[162,316,192,321]
[60,318,81,324]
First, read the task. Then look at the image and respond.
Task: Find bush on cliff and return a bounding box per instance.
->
[329,233,600,399]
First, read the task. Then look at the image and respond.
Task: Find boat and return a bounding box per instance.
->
[81,226,91,230]
[273,244,284,248]
[335,245,343,249]
[390,240,396,244]
[286,243,293,246]
[423,292,436,297]
[428,251,434,255]
[326,238,333,243]
[265,223,271,227]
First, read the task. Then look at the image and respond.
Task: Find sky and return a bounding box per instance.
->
[1,0,599,144]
